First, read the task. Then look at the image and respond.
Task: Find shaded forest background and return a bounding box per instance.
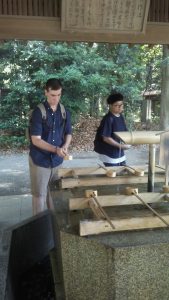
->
[0,41,164,151]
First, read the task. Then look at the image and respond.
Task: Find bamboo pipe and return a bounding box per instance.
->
[114,131,161,145]
[114,131,160,192]
[165,163,169,186]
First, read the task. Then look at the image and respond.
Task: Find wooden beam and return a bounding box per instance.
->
[80,214,169,236]
[58,166,111,178]
[61,174,164,189]
[58,165,150,178]
[1,16,169,44]
[69,193,165,210]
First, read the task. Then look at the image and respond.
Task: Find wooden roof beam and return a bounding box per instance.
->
[1,16,169,44]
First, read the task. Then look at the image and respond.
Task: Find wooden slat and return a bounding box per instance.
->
[2,0,8,14]
[61,174,165,189]
[165,0,169,22]
[156,0,160,22]
[22,0,28,15]
[0,0,168,22]
[28,0,33,16]
[147,0,169,23]
[0,0,51,16]
[151,0,156,21]
[69,193,165,210]
[7,0,12,15]
[0,0,2,14]
[13,0,18,15]
[80,214,169,236]
[48,0,53,17]
[17,0,22,15]
[43,0,48,17]
[160,0,165,22]
[54,0,58,17]
[33,0,38,16]
[58,165,150,178]
[38,0,43,16]
[58,167,107,178]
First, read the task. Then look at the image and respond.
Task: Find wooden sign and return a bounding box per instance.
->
[61,0,150,33]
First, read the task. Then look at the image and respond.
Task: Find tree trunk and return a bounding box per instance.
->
[90,97,99,117]
[160,45,169,130]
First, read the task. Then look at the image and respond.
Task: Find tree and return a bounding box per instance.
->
[160,45,169,130]
[0,40,164,148]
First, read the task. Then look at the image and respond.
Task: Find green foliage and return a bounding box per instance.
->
[0,41,163,148]
[0,135,28,149]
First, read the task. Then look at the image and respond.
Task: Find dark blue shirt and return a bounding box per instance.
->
[29,101,72,168]
[94,112,127,159]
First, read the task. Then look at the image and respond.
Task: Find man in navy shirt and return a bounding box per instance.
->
[94,92,130,166]
[29,78,72,215]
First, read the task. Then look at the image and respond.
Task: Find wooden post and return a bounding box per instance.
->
[148,144,156,192]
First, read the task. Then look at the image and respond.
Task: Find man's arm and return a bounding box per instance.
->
[102,136,130,150]
[62,134,72,154]
[31,136,66,157]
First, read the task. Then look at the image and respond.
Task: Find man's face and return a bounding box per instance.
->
[45,87,62,107]
[111,101,124,113]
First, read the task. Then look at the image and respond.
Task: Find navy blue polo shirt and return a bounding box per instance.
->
[29,101,72,168]
[94,112,127,159]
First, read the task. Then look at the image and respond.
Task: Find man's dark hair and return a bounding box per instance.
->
[45,78,62,91]
[107,93,123,105]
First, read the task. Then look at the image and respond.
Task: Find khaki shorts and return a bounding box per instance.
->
[29,156,61,197]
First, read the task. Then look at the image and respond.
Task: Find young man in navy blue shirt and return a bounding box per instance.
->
[94,93,130,167]
[29,78,72,215]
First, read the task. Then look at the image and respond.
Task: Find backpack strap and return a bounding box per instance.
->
[59,103,67,136]
[59,103,66,120]
[37,103,66,120]
[37,103,46,120]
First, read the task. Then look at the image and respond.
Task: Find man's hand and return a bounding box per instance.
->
[62,145,68,155]
[121,144,131,150]
[55,146,68,157]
